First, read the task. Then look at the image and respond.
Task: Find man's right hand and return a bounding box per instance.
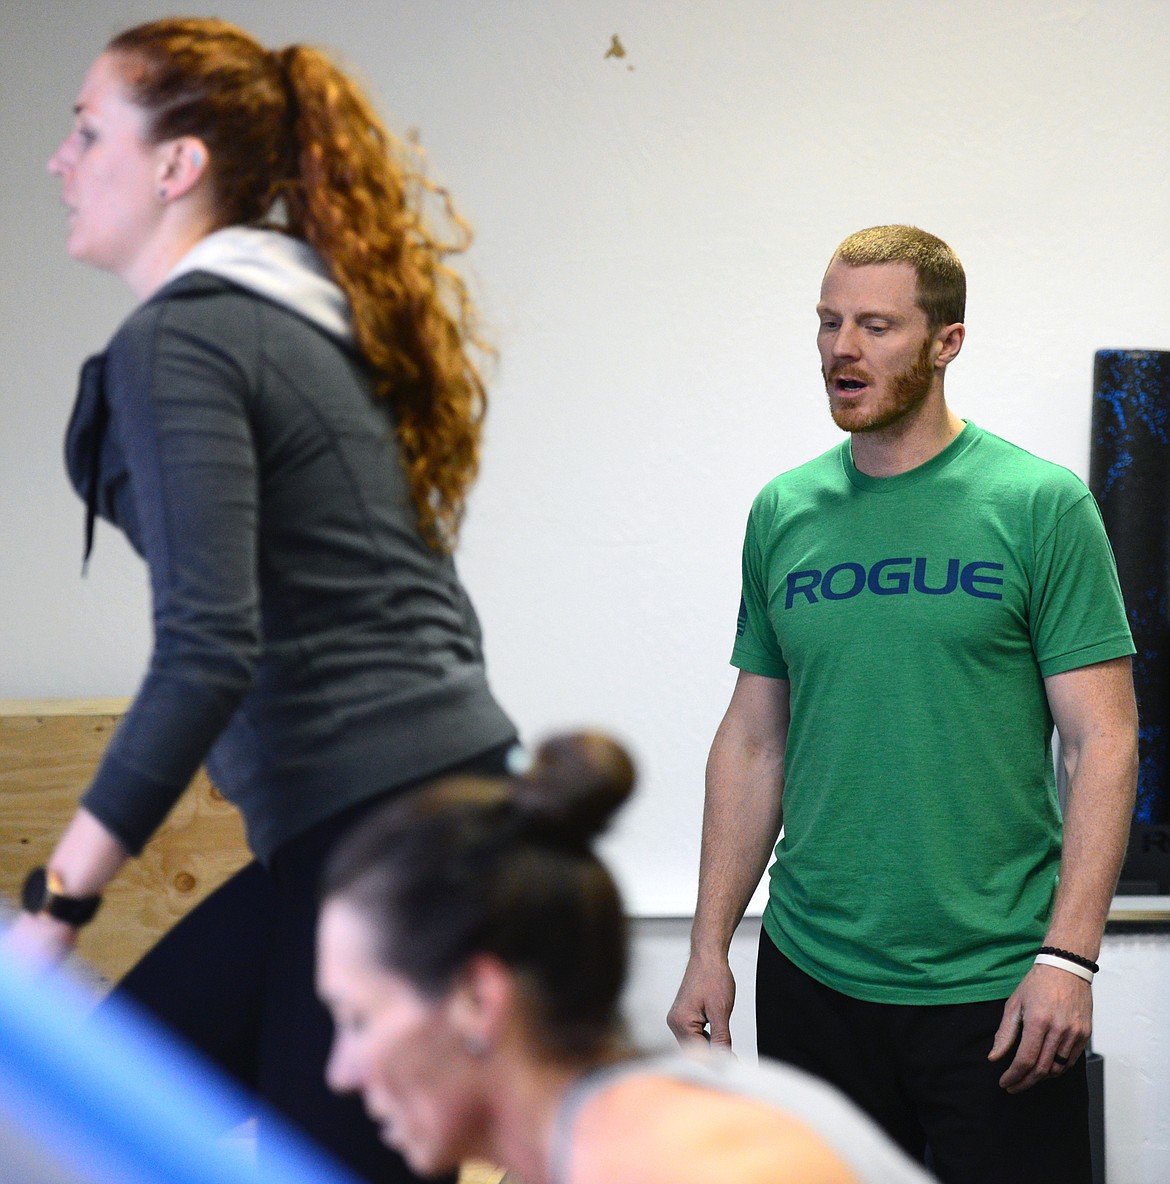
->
[668,671,789,1053]
[667,952,737,1049]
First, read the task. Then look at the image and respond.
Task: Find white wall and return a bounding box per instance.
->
[2,3,1168,1179]
[5,0,1170,914]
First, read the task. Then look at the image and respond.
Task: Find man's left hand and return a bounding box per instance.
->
[988,963,1092,1093]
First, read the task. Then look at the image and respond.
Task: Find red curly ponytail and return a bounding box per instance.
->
[109,18,488,549]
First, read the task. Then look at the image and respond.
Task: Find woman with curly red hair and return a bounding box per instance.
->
[9,17,517,1182]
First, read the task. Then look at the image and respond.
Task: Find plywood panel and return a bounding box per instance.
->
[1,701,515,1181]
[0,701,249,990]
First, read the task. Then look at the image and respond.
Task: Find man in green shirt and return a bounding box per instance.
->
[668,225,1138,1184]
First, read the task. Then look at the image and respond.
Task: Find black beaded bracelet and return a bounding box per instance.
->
[1037,946,1099,974]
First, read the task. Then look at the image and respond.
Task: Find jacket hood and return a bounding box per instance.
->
[164,226,353,342]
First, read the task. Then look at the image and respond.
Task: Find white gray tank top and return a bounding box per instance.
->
[550,1049,936,1184]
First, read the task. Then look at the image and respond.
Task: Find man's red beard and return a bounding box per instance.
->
[823,337,935,434]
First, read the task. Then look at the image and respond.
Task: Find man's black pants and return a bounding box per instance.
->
[756,931,1092,1184]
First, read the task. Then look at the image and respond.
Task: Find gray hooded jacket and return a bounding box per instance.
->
[65,228,516,861]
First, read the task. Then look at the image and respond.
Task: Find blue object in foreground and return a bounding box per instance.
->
[0,943,362,1184]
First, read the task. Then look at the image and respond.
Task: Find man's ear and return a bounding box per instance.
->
[935,321,965,368]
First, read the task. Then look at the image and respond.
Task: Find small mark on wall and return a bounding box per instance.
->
[604,34,634,70]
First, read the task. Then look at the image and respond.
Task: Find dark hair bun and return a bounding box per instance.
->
[511,732,635,848]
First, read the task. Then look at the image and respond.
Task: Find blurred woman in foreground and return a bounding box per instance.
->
[317,733,935,1184]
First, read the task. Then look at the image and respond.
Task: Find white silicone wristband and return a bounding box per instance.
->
[1034,953,1095,983]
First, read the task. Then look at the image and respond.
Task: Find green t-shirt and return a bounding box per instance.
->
[732,422,1134,1004]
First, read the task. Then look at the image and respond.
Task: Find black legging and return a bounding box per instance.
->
[108,742,514,1183]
